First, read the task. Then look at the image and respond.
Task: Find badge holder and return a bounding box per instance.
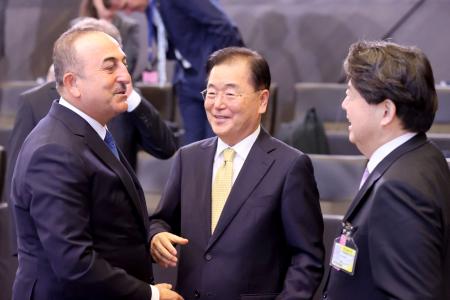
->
[330,222,358,275]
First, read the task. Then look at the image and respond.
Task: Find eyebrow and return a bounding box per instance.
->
[207,83,240,89]
[102,57,118,65]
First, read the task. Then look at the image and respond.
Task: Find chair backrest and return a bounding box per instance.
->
[261,83,278,135]
[0,203,18,300]
[294,82,346,123]
[0,146,6,198]
[0,81,39,115]
[134,82,175,122]
[135,151,174,213]
[310,154,366,202]
[313,213,343,300]
[435,86,450,124]
[428,133,450,158]
[327,131,360,155]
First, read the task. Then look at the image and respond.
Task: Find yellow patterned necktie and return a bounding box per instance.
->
[211,148,236,233]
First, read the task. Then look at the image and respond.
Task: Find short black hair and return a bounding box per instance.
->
[344,40,437,133]
[206,47,271,90]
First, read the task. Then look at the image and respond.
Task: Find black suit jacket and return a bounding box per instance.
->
[4,80,177,254]
[150,130,324,300]
[323,133,450,300]
[12,102,153,300]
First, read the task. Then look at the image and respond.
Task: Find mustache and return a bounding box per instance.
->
[113,83,127,94]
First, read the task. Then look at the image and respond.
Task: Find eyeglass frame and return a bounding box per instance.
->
[200,88,264,102]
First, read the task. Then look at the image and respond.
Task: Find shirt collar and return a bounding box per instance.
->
[215,126,261,161]
[367,132,417,173]
[59,97,107,139]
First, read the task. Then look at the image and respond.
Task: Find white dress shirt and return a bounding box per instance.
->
[367,132,417,173]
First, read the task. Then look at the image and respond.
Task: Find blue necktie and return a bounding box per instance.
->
[104,130,119,159]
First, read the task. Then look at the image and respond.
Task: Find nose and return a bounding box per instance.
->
[341,96,348,111]
[213,92,228,108]
[117,62,131,84]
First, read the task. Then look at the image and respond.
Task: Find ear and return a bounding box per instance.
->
[258,89,269,114]
[63,72,81,98]
[379,99,397,126]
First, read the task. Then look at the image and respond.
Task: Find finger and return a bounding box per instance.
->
[155,283,172,290]
[159,236,178,257]
[152,245,177,267]
[168,233,189,245]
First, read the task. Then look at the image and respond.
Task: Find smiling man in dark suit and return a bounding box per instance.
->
[149,47,324,300]
[11,27,182,300]
[3,18,177,257]
[323,41,450,300]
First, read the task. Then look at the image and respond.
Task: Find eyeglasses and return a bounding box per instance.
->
[200,89,262,102]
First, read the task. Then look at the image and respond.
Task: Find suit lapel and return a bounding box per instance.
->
[50,103,149,232]
[344,133,428,221]
[195,138,217,245]
[84,126,149,230]
[206,130,275,251]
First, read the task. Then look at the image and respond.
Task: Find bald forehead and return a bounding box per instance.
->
[74,31,119,48]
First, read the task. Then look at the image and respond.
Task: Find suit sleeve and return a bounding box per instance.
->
[164,0,244,41]
[25,144,152,299]
[279,154,325,299]
[368,180,444,299]
[148,149,182,237]
[3,96,37,254]
[129,97,178,159]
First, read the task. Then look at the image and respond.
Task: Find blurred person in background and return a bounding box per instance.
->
[79,0,148,80]
[95,0,245,145]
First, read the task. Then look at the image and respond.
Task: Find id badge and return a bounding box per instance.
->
[330,223,358,275]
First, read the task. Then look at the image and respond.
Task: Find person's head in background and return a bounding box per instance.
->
[105,0,149,12]
[80,0,118,21]
[203,47,270,146]
[47,17,123,83]
[342,40,437,158]
[53,27,130,125]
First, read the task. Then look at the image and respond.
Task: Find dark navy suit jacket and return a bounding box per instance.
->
[323,133,450,300]
[150,129,325,300]
[11,102,154,300]
[156,0,244,97]
[4,81,177,255]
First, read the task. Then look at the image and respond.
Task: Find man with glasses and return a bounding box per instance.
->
[149,47,324,300]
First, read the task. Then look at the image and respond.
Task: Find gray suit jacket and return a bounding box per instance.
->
[324,133,450,300]
[150,129,324,300]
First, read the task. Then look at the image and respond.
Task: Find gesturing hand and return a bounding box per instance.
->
[155,283,184,300]
[151,232,189,268]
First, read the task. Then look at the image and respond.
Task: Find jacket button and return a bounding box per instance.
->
[322,291,328,298]
[194,290,201,298]
[205,253,212,261]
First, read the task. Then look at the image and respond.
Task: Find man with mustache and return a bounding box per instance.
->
[10,27,182,300]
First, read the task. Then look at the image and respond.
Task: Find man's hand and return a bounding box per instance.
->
[151,232,188,268]
[155,283,184,300]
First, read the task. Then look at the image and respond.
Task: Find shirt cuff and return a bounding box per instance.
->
[150,284,160,300]
[127,89,142,112]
